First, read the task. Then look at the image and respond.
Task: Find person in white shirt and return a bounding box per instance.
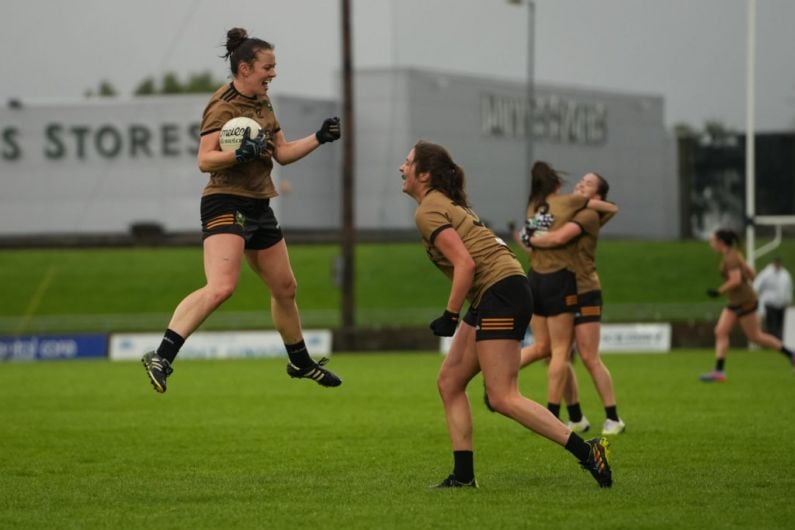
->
[753,256,793,340]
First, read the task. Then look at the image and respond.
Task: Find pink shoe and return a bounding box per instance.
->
[699,370,726,383]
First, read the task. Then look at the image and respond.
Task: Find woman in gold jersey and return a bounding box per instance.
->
[141,27,342,393]
[700,229,794,382]
[520,172,625,436]
[401,140,612,489]
[520,164,617,427]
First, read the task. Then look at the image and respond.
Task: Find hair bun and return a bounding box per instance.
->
[225,27,249,57]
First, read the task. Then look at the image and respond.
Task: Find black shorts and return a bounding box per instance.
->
[200,194,283,250]
[575,290,603,325]
[463,275,533,342]
[727,300,758,317]
[527,268,578,317]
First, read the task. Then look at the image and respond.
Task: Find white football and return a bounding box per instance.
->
[219,117,262,151]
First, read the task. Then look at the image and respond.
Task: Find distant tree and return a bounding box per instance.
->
[95,72,226,97]
[184,71,225,93]
[84,80,118,98]
[674,122,697,139]
[134,77,157,96]
[701,120,738,147]
[161,72,184,94]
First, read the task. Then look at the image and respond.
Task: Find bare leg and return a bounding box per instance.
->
[575,322,615,407]
[245,240,302,344]
[546,313,575,407]
[437,323,481,450]
[167,234,244,337]
[739,313,786,350]
[562,363,580,406]
[480,339,570,445]
[520,314,550,367]
[714,308,737,362]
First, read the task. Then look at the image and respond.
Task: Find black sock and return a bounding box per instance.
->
[547,403,561,418]
[453,450,475,483]
[715,358,725,372]
[285,340,313,369]
[564,433,591,462]
[156,329,184,363]
[567,403,583,423]
[780,346,794,360]
[605,405,619,422]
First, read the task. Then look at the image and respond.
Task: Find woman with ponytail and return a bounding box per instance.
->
[401,140,613,490]
[518,162,617,428]
[700,228,795,381]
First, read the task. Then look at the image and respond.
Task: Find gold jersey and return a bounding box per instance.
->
[527,193,588,274]
[720,249,757,306]
[415,190,524,306]
[200,83,281,199]
[568,208,602,293]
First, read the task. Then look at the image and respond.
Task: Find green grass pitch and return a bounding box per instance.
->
[1,349,794,529]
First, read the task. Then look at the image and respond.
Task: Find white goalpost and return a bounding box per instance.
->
[744,0,795,270]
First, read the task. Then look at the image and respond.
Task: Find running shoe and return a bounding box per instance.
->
[699,370,726,383]
[581,437,612,488]
[430,474,478,488]
[286,357,342,387]
[141,351,173,394]
[601,418,626,435]
[567,416,591,434]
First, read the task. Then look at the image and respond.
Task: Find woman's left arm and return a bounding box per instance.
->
[271,117,340,165]
[586,198,618,214]
[433,228,475,314]
[270,130,320,165]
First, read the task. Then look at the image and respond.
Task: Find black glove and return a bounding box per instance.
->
[235,127,267,163]
[520,228,536,247]
[316,117,341,144]
[262,138,276,160]
[706,288,720,298]
[430,310,459,337]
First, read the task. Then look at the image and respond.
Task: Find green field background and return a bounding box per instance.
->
[1,351,794,528]
[1,240,794,334]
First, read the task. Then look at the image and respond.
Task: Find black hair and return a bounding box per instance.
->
[591,172,610,200]
[527,161,563,210]
[714,228,740,247]
[412,140,470,207]
[222,27,274,75]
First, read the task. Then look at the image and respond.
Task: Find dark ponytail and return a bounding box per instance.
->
[412,140,470,207]
[591,172,610,200]
[714,228,740,247]
[528,161,563,210]
[222,27,274,75]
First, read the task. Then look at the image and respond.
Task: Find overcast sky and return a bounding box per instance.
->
[3,0,794,131]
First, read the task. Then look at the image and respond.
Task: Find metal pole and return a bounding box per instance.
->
[340,0,356,329]
[745,0,756,267]
[526,2,535,189]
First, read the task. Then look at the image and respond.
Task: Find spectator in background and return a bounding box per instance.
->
[753,256,793,340]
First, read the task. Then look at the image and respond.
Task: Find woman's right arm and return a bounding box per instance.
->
[197,131,238,173]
